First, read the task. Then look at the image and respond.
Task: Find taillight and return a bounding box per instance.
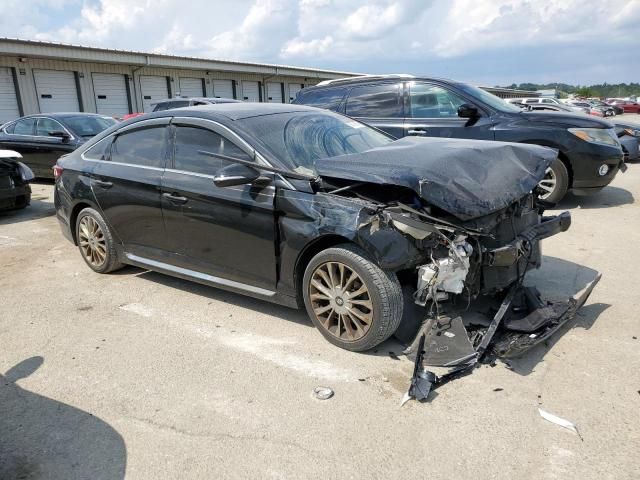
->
[53,164,64,179]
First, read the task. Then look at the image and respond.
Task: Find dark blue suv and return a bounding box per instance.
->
[294,75,624,202]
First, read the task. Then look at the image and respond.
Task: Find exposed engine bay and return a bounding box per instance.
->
[311,138,601,403]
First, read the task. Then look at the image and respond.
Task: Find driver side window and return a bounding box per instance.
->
[173,126,251,176]
[409,84,467,118]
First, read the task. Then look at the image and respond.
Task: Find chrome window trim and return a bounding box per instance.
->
[82,158,165,172]
[80,135,113,161]
[125,253,276,297]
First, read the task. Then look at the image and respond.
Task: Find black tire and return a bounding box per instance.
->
[75,207,123,274]
[302,243,403,351]
[538,157,569,204]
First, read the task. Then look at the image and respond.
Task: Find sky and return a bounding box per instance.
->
[1,0,638,86]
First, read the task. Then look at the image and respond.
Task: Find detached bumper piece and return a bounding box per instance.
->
[402,274,601,405]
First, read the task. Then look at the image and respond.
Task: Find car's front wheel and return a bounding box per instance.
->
[537,157,569,203]
[302,244,403,351]
[76,207,123,274]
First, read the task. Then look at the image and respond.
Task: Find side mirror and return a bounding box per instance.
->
[49,130,70,141]
[457,103,479,119]
[213,163,261,188]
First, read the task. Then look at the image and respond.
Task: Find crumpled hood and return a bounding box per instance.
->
[314,136,556,220]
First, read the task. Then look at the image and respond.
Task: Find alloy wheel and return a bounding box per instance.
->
[78,215,107,268]
[538,167,557,200]
[309,261,373,342]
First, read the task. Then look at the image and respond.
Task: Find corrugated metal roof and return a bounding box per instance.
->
[0,37,363,78]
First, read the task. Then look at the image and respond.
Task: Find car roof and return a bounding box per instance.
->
[143,102,320,121]
[16,112,112,120]
[152,97,240,105]
[304,75,462,90]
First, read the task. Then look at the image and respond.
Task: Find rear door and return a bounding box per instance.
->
[404,82,495,140]
[89,118,170,259]
[344,82,404,138]
[161,118,277,291]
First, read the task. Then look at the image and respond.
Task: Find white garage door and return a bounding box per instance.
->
[140,75,169,113]
[241,81,260,102]
[266,82,283,103]
[0,67,20,124]
[213,80,234,99]
[288,83,303,103]
[33,69,80,113]
[179,77,204,97]
[92,73,129,117]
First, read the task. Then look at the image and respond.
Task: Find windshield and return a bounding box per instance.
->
[457,84,523,113]
[236,111,394,174]
[64,116,117,138]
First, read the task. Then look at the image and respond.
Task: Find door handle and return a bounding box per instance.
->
[407,129,428,136]
[162,192,188,205]
[93,179,113,189]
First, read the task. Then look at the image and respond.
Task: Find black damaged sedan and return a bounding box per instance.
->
[54,104,597,368]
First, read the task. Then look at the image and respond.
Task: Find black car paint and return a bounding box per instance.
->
[0,157,31,211]
[55,104,573,320]
[294,77,624,194]
[0,113,116,178]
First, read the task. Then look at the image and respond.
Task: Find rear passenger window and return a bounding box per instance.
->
[111,127,167,168]
[12,118,36,135]
[83,137,112,161]
[345,83,402,118]
[296,88,347,111]
[173,126,251,175]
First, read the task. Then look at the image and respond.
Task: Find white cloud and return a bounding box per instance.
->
[1,0,639,83]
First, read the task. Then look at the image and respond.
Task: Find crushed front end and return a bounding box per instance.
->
[380,194,600,404]
[313,137,602,403]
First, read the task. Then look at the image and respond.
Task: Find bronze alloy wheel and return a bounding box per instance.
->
[78,215,107,268]
[309,261,373,342]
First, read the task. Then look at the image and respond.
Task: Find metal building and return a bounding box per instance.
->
[0,38,359,123]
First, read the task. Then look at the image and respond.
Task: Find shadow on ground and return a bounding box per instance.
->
[557,185,634,209]
[0,357,126,480]
[0,182,55,225]
[506,255,608,375]
[130,267,312,329]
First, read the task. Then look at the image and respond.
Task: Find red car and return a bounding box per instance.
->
[607,99,640,114]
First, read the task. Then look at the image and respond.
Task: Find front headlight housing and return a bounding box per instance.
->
[623,128,640,138]
[568,127,620,147]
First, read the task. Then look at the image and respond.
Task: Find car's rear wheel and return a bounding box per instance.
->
[537,157,569,203]
[76,207,123,274]
[302,244,403,351]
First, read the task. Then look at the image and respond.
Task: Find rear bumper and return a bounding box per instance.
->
[0,183,31,210]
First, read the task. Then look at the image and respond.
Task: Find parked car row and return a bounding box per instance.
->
[293,75,626,203]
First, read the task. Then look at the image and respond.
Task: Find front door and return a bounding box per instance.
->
[403,82,495,140]
[88,118,169,259]
[32,117,76,176]
[161,118,277,291]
